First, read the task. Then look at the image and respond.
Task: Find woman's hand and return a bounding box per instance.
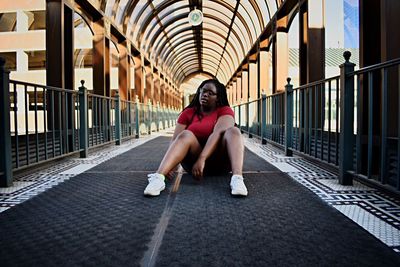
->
[192,157,206,180]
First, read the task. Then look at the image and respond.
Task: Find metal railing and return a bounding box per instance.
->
[233,52,400,194]
[0,60,179,186]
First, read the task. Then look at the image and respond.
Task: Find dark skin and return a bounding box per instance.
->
[157,82,244,179]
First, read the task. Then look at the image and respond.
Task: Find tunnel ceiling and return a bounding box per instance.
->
[97,0,283,86]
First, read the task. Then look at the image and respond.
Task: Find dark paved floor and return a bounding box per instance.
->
[1,136,400,266]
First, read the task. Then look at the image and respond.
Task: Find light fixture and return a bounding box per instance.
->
[188,8,203,26]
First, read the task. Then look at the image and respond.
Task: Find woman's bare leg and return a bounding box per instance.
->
[222,127,244,175]
[157,130,202,175]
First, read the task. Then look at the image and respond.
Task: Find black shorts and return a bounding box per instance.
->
[181,140,231,176]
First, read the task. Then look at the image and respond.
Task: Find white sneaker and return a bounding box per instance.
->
[230,175,248,196]
[144,173,165,196]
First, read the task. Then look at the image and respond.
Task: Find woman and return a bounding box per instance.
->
[144,79,248,197]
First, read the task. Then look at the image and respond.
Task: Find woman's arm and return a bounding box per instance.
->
[191,115,234,178]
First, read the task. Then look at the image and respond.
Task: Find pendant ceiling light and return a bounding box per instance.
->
[188,8,203,26]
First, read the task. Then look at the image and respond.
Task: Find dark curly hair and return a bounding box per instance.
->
[183,79,230,121]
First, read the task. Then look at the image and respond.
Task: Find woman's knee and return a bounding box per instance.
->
[223,127,242,139]
[176,130,197,144]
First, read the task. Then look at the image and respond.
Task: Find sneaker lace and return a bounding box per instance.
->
[232,176,244,187]
[147,174,158,182]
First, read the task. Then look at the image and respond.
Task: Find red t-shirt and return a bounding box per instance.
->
[177,106,234,144]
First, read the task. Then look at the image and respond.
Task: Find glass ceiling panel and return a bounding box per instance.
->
[158,1,189,19]
[156,34,193,63]
[174,40,195,54]
[202,30,242,61]
[173,61,199,74]
[165,20,190,39]
[203,19,228,36]
[257,0,271,22]
[151,0,165,8]
[142,18,159,49]
[159,7,188,24]
[104,0,116,16]
[168,56,198,73]
[240,1,264,32]
[165,48,197,67]
[222,0,237,9]
[203,40,237,69]
[203,7,232,26]
[203,54,231,76]
[204,1,234,15]
[237,5,258,45]
[165,47,197,64]
[115,0,129,25]
[266,0,278,15]
[131,3,153,45]
[231,20,251,52]
[203,40,224,54]
[202,49,230,72]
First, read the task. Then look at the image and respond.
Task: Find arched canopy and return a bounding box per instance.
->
[97,0,281,85]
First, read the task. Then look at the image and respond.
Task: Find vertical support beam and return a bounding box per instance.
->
[79,80,88,158]
[46,0,74,151]
[249,61,258,100]
[242,68,249,103]
[307,0,325,83]
[259,50,270,95]
[285,78,293,156]
[145,65,153,104]
[160,82,165,107]
[0,58,13,187]
[299,2,308,86]
[232,82,236,105]
[339,51,355,185]
[298,3,307,152]
[143,66,149,104]
[381,0,400,142]
[276,32,289,92]
[359,0,381,175]
[154,73,160,105]
[93,19,110,96]
[134,55,143,103]
[44,0,63,119]
[118,41,130,101]
[236,76,242,103]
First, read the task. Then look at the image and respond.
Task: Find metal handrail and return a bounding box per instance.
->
[348,57,400,76]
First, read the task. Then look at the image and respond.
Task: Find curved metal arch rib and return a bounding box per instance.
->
[170,49,232,81]
[163,41,235,80]
[104,0,282,86]
[159,34,239,74]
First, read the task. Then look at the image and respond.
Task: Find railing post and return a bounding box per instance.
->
[0,58,13,187]
[115,91,121,145]
[246,102,251,138]
[78,80,88,158]
[238,103,242,132]
[135,95,139,138]
[339,51,356,185]
[167,107,171,128]
[148,99,152,134]
[156,102,160,132]
[285,78,293,156]
[261,93,267,144]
